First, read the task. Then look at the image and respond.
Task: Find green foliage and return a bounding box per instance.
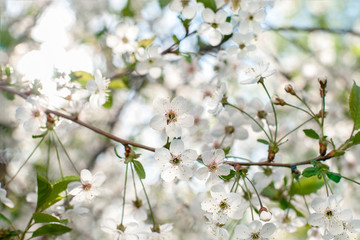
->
[109,79,127,89]
[69,71,94,87]
[257,139,269,145]
[103,91,113,109]
[349,81,360,130]
[158,0,171,8]
[351,131,360,145]
[4,92,14,101]
[31,224,71,238]
[220,170,236,180]
[223,146,231,155]
[303,129,320,139]
[301,167,319,177]
[0,30,15,49]
[290,176,324,196]
[121,0,135,17]
[326,172,342,183]
[133,160,146,179]
[0,213,13,226]
[197,0,217,12]
[33,213,63,224]
[36,174,80,211]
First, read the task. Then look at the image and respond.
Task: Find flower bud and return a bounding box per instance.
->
[272,95,285,106]
[259,207,272,222]
[318,76,327,88]
[285,84,295,95]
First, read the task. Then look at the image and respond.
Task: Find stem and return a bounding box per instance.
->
[130,163,138,200]
[138,174,157,229]
[245,176,263,208]
[52,131,63,178]
[46,138,51,179]
[5,132,47,188]
[284,103,315,119]
[303,195,310,214]
[225,102,271,141]
[242,176,254,221]
[341,175,360,185]
[278,117,313,143]
[20,217,33,240]
[226,156,252,162]
[53,130,80,175]
[320,91,326,138]
[260,81,278,141]
[322,173,329,197]
[121,164,129,225]
[294,94,321,126]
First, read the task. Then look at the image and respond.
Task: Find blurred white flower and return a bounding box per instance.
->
[308,195,352,236]
[101,219,140,240]
[227,33,256,59]
[150,96,194,139]
[169,0,196,19]
[204,214,229,239]
[235,220,276,240]
[238,1,266,34]
[135,46,165,79]
[271,207,306,233]
[238,62,276,84]
[155,139,197,182]
[86,69,110,108]
[68,169,106,202]
[198,8,233,46]
[0,183,14,208]
[15,97,46,133]
[201,184,248,224]
[106,22,139,55]
[203,82,226,115]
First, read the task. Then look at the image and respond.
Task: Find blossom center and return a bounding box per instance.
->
[82,183,92,191]
[211,23,218,28]
[122,37,129,43]
[251,232,260,239]
[225,125,235,134]
[257,110,267,119]
[249,15,254,21]
[326,210,333,218]
[219,200,229,210]
[166,110,177,124]
[32,110,41,118]
[239,43,246,49]
[208,162,218,172]
[170,156,182,166]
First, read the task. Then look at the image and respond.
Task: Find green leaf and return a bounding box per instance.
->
[69,71,94,87]
[31,224,72,238]
[36,174,53,211]
[109,79,127,89]
[103,91,113,109]
[138,38,156,48]
[220,170,236,180]
[197,0,217,12]
[158,0,171,8]
[121,0,135,17]
[257,139,269,145]
[133,160,146,179]
[0,213,13,225]
[4,92,14,101]
[261,183,281,200]
[349,81,360,130]
[303,129,320,139]
[302,167,319,177]
[351,131,360,145]
[290,176,324,196]
[326,172,342,183]
[223,146,231,155]
[172,34,180,43]
[33,213,62,224]
[32,132,47,139]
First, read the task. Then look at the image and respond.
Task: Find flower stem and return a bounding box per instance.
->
[51,131,63,178]
[260,82,278,142]
[278,117,313,143]
[130,163,139,200]
[137,172,157,229]
[242,176,254,221]
[121,164,129,225]
[245,176,263,209]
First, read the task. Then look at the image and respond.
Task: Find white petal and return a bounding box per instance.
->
[202,151,214,165]
[328,219,344,235]
[149,67,162,79]
[165,124,182,139]
[178,166,193,180]
[161,167,176,182]
[182,6,196,19]
[219,22,233,35]
[178,114,194,128]
[181,149,198,163]
[215,10,227,24]
[68,182,83,195]
[254,8,265,21]
[260,223,276,237]
[202,8,215,23]
[234,224,250,238]
[86,80,97,92]
[155,148,171,162]
[153,98,170,114]
[195,167,209,180]
[170,139,184,156]
[208,29,222,46]
[198,23,211,34]
[170,96,187,114]
[80,169,93,184]
[150,115,166,131]
[308,213,324,227]
[169,0,182,11]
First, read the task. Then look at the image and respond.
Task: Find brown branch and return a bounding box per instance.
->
[0,85,155,152]
[269,26,360,37]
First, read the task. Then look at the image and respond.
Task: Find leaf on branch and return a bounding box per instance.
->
[103,91,113,109]
[0,213,13,225]
[301,167,319,177]
[138,38,155,48]
[290,176,324,196]
[223,146,231,155]
[133,160,146,179]
[349,81,360,130]
[109,78,127,89]
[33,213,62,224]
[303,129,320,139]
[36,174,53,211]
[196,0,217,12]
[257,139,269,145]
[31,224,71,238]
[351,131,360,145]
[121,0,135,17]
[69,71,94,87]
[220,170,236,180]
[158,0,171,9]
[326,172,342,183]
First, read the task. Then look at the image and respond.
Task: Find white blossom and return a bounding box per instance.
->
[0,183,14,208]
[86,69,110,108]
[238,62,276,84]
[234,220,276,240]
[271,207,306,233]
[106,22,139,55]
[135,46,165,79]
[169,0,196,19]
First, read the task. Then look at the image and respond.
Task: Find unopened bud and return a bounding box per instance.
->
[234,164,242,171]
[259,207,272,222]
[319,140,327,156]
[285,84,295,95]
[272,95,286,106]
[318,76,327,88]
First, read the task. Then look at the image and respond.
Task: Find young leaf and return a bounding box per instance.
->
[303,129,320,139]
[290,176,324,196]
[197,0,217,12]
[223,146,231,155]
[349,81,360,130]
[326,172,342,183]
[33,213,61,224]
[302,167,319,177]
[109,79,127,89]
[103,91,113,109]
[257,139,269,145]
[159,0,171,9]
[351,131,360,145]
[31,224,71,238]
[69,71,94,87]
[220,170,236,180]
[36,174,53,211]
[0,213,13,225]
[133,160,146,179]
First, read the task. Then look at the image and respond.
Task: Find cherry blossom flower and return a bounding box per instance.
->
[155,139,197,182]
[211,107,248,142]
[86,69,110,108]
[201,184,248,224]
[15,97,46,133]
[196,149,231,187]
[234,220,276,240]
[135,46,165,79]
[198,8,233,46]
[246,98,275,133]
[271,207,306,233]
[150,96,194,139]
[308,195,352,236]
[252,167,284,191]
[68,169,106,202]
[238,62,276,84]
[169,0,196,19]
[322,219,360,240]
[204,214,229,239]
[227,33,256,59]
[101,219,140,240]
[0,183,14,208]
[238,1,266,34]
[203,82,226,115]
[106,22,139,55]
[146,223,174,240]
